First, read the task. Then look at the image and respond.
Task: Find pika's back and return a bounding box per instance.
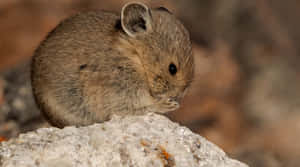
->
[35,11,119,62]
[32,11,121,126]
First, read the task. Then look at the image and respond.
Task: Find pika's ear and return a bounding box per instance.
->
[121,2,153,37]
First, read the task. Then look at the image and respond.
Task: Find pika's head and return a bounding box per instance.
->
[119,2,194,111]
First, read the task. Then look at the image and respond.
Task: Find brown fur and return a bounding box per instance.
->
[31,2,194,128]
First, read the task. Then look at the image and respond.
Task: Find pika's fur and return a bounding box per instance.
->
[31,2,194,128]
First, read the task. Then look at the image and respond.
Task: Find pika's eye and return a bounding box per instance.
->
[169,63,177,76]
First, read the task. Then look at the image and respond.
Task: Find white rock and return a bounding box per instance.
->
[0,113,248,167]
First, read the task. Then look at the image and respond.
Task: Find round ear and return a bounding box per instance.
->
[121,2,153,37]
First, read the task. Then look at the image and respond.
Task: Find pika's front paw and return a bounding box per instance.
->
[154,98,180,113]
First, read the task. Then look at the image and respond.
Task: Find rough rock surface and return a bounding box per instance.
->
[0,114,248,167]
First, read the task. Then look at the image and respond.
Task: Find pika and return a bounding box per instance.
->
[31,2,194,128]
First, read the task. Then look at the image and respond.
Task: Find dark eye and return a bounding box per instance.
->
[169,63,177,76]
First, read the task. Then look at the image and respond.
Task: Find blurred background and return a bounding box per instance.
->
[1,0,300,166]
